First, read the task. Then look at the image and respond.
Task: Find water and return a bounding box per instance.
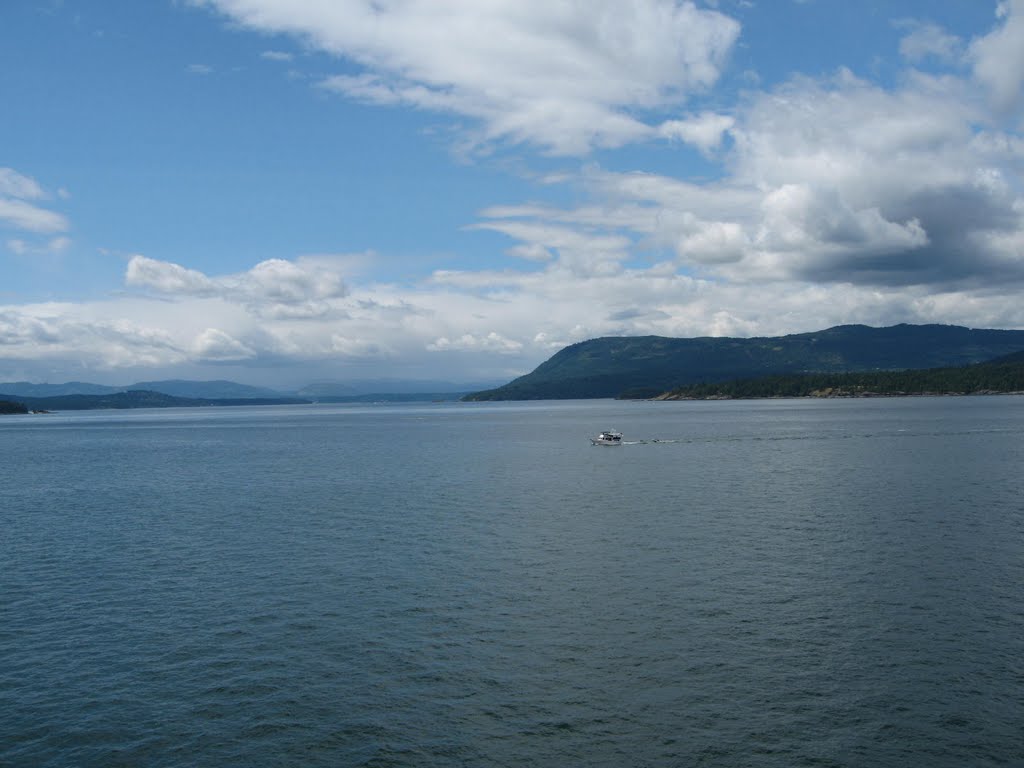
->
[2,397,1022,767]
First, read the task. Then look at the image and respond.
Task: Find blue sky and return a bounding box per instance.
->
[1,0,1022,388]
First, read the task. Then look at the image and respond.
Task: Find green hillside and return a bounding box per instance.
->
[464,324,1024,401]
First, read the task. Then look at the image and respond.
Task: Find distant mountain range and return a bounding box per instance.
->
[0,378,496,402]
[295,379,494,397]
[7,324,1024,409]
[4,390,311,412]
[0,375,499,411]
[0,379,282,399]
[464,324,1024,400]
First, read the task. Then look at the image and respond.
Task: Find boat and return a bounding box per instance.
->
[591,429,623,446]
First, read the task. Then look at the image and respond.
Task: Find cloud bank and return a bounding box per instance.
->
[2,2,1024,386]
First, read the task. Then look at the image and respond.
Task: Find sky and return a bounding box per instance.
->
[2,0,1023,388]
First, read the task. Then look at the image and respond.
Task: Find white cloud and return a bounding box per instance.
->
[5,241,1024,385]
[658,112,735,154]
[194,0,740,154]
[228,258,347,304]
[125,255,349,318]
[757,183,928,259]
[427,332,523,354]
[6,236,72,256]
[970,0,1024,113]
[674,219,748,265]
[468,58,1024,299]
[897,21,961,63]
[0,168,69,236]
[193,328,257,361]
[0,168,45,200]
[260,50,293,61]
[471,219,632,276]
[126,255,217,295]
[0,304,188,369]
[0,198,69,234]
[48,236,72,254]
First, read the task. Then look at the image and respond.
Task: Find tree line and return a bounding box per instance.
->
[663,357,1024,399]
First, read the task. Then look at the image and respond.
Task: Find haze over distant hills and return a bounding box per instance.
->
[4,390,312,412]
[0,377,503,404]
[465,324,1024,401]
[6,324,1024,408]
[294,379,501,398]
[0,380,281,400]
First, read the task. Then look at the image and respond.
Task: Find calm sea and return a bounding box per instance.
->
[2,397,1022,767]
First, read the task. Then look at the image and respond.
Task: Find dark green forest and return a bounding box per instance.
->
[662,351,1024,399]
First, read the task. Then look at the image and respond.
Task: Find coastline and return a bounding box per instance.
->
[654,389,1024,401]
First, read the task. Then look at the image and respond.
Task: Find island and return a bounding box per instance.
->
[464,324,1024,401]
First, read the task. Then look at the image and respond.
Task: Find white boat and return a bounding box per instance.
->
[591,429,623,446]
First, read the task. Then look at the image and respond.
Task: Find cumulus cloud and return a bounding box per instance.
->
[7,246,1024,385]
[126,255,217,295]
[125,255,349,317]
[970,0,1024,113]
[0,305,187,369]
[727,71,1023,286]
[193,328,257,361]
[476,66,1022,292]
[229,258,347,304]
[427,332,523,354]
[194,0,740,154]
[658,112,735,154]
[757,184,929,271]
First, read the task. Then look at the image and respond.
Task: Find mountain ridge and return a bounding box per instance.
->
[464,324,1024,400]
[0,378,498,400]
[0,390,311,412]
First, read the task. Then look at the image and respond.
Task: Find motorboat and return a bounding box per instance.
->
[591,429,623,446]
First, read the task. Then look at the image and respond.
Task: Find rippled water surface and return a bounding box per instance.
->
[2,397,1023,767]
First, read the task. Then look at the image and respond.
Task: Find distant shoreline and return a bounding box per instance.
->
[652,389,1024,401]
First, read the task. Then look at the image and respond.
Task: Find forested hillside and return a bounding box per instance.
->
[465,325,1024,400]
[661,350,1024,399]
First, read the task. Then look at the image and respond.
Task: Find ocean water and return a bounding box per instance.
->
[2,397,1023,767]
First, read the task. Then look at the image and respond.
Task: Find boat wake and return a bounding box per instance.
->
[621,439,681,445]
